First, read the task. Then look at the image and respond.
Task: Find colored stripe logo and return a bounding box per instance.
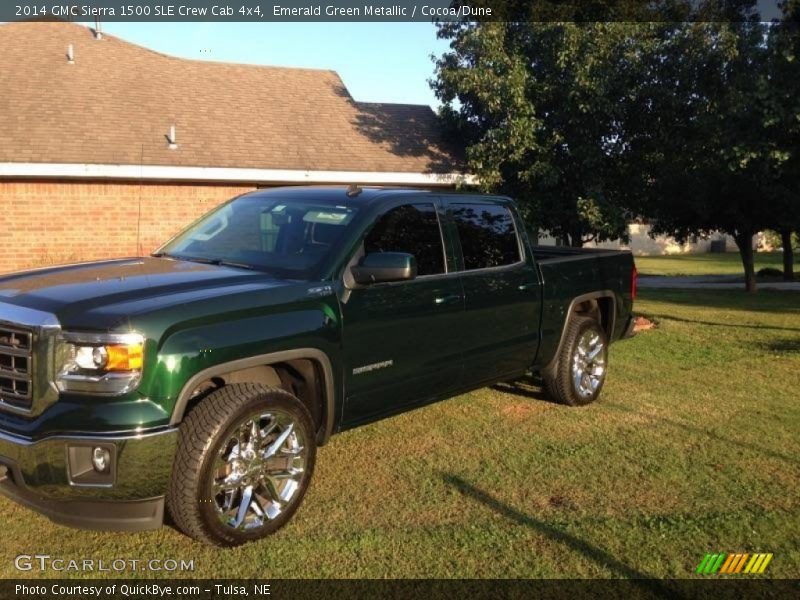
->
[696,553,773,574]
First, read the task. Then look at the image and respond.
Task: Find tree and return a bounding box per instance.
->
[765,5,800,280]
[625,21,780,292]
[432,22,643,246]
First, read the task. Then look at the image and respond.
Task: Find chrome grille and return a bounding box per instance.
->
[0,325,33,409]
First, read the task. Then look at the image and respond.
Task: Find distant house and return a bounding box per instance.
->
[537,224,743,256]
[0,21,470,273]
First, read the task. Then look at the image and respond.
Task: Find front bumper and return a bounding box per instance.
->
[0,427,177,531]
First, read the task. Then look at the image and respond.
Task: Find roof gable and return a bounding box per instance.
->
[0,21,462,175]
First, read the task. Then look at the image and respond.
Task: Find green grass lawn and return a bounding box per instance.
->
[1,289,798,579]
[635,252,794,277]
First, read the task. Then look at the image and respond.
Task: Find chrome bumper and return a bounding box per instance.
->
[0,427,177,531]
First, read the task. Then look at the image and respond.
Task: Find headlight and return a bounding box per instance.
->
[57,332,145,395]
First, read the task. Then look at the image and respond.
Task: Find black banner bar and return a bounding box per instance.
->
[1,0,789,23]
[1,579,800,600]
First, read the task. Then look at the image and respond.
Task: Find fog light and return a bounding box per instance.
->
[68,444,115,485]
[92,447,111,473]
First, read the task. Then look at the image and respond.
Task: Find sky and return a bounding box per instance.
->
[77,23,450,109]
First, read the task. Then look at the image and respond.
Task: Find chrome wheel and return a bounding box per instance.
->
[571,327,607,399]
[211,410,307,531]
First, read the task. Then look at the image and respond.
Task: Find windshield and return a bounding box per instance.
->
[156,195,358,278]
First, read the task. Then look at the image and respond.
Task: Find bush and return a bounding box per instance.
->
[757,267,784,279]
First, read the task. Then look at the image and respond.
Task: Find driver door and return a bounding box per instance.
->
[340,200,464,426]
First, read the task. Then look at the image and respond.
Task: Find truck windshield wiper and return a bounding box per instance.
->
[153,253,256,270]
[216,260,256,271]
[152,251,204,262]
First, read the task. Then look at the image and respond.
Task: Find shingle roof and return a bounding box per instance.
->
[0,21,462,174]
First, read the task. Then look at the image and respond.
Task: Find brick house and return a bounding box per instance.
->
[0,21,469,274]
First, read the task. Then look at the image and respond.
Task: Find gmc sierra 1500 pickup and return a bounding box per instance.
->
[0,186,636,546]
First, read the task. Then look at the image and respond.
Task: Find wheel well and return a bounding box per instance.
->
[571,296,614,338]
[181,359,327,440]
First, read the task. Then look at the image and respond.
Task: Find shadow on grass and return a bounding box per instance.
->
[757,337,800,353]
[441,473,681,596]
[492,374,557,403]
[655,315,800,333]
[638,288,800,314]
[604,402,798,467]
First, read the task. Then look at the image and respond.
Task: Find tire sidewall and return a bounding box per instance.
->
[196,391,317,546]
[562,317,608,406]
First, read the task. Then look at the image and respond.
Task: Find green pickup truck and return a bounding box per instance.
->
[0,186,636,546]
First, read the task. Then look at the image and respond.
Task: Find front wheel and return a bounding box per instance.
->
[542,315,608,406]
[167,383,316,547]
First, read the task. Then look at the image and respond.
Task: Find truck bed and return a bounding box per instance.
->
[531,245,636,369]
[531,245,630,263]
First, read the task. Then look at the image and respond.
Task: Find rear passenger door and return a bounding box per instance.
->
[448,200,542,385]
[340,200,464,425]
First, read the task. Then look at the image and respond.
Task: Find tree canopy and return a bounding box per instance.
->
[433,9,799,290]
[433,22,641,246]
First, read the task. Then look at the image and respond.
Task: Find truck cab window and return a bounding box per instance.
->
[364,203,445,276]
[451,204,521,270]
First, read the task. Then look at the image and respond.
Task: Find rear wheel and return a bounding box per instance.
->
[167,383,316,547]
[542,315,608,406]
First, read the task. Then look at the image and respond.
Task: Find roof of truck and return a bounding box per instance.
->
[241,186,511,207]
[244,186,431,203]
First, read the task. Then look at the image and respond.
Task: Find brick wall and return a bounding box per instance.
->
[0,181,257,274]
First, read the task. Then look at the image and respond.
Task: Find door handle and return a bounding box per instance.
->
[518,282,538,291]
[434,294,462,306]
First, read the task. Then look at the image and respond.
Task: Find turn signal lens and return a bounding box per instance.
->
[106,342,144,371]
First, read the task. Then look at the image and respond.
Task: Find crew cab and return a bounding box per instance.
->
[0,186,636,546]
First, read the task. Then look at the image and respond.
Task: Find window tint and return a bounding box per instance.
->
[364,203,445,276]
[451,203,521,270]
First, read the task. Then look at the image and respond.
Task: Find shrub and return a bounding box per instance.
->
[757,267,784,278]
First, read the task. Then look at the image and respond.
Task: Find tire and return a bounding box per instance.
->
[167,383,317,547]
[541,315,608,406]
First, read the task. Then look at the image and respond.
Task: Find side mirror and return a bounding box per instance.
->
[351,252,417,284]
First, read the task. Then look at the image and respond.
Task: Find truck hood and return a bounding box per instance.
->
[0,257,295,330]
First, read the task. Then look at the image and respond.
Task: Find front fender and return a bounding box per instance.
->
[133,295,342,438]
[168,347,338,443]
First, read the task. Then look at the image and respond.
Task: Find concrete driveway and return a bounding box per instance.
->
[638,275,800,291]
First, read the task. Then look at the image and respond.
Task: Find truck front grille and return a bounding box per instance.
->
[0,325,33,409]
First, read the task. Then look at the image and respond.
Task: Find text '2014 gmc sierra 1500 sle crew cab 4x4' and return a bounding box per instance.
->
[0,186,636,546]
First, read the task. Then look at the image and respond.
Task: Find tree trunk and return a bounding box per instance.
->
[733,231,757,293]
[781,227,794,282]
